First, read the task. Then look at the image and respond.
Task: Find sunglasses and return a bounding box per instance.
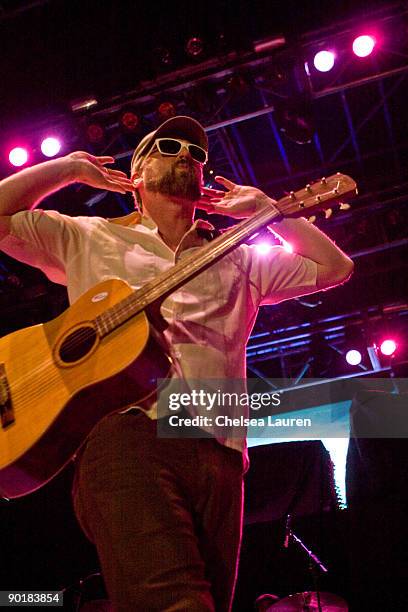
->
[151,138,208,164]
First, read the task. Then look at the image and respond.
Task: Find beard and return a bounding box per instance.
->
[144,160,202,201]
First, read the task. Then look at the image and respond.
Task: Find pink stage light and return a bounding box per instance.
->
[380,339,397,356]
[41,137,61,157]
[9,147,29,167]
[313,50,335,72]
[346,349,362,366]
[352,35,376,58]
[255,242,273,255]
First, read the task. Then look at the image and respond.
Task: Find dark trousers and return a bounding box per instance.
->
[72,411,244,612]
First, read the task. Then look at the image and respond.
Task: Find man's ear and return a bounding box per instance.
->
[130,173,144,211]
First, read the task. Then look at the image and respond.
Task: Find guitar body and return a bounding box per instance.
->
[0,278,172,499]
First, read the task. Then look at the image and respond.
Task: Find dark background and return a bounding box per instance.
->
[0,0,391,124]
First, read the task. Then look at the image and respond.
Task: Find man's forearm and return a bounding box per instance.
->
[270,217,349,266]
[0,157,75,216]
[269,217,354,287]
[258,193,353,285]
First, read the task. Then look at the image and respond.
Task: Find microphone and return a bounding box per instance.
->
[283,513,291,548]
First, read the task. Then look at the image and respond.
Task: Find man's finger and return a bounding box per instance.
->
[196,202,216,213]
[203,203,232,215]
[113,178,135,186]
[107,169,130,178]
[107,179,134,192]
[201,186,225,196]
[214,175,236,190]
[106,181,135,191]
[96,156,116,164]
[107,186,126,194]
[106,174,134,185]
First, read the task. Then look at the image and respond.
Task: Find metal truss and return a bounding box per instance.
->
[246,302,408,380]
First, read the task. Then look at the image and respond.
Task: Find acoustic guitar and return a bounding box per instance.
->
[0,174,356,498]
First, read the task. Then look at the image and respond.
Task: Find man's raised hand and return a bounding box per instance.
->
[197,176,277,219]
[68,151,135,194]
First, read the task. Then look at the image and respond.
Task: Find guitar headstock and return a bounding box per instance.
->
[278,173,357,219]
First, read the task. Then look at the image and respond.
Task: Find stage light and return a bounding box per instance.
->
[346,349,362,366]
[158,102,177,121]
[119,109,140,132]
[41,137,61,157]
[71,97,98,113]
[313,50,335,72]
[85,122,105,144]
[253,35,286,54]
[9,147,28,167]
[352,35,376,58]
[380,339,397,356]
[185,36,204,58]
[255,242,273,255]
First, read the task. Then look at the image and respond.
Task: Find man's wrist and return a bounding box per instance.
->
[64,157,84,184]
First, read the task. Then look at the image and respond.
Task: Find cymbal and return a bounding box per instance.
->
[268,591,348,611]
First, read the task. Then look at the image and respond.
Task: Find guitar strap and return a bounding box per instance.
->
[196,227,222,241]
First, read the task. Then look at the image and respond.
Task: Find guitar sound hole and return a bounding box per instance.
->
[59,326,98,363]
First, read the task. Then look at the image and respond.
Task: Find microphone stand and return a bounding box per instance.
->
[283,514,328,612]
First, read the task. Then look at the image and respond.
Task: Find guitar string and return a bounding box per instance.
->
[3,311,149,404]
[5,329,170,417]
[5,347,131,413]
[4,286,165,404]
[5,312,150,400]
[4,299,154,399]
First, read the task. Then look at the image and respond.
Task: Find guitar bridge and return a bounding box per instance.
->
[0,364,14,428]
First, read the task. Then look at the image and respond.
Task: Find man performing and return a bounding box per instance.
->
[0,116,353,611]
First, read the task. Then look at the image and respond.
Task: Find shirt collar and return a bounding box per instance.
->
[107,210,215,234]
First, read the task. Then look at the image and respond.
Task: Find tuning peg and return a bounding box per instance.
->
[325,208,333,219]
[308,215,316,224]
[339,202,351,211]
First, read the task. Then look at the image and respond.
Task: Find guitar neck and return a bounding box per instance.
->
[95,203,281,336]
